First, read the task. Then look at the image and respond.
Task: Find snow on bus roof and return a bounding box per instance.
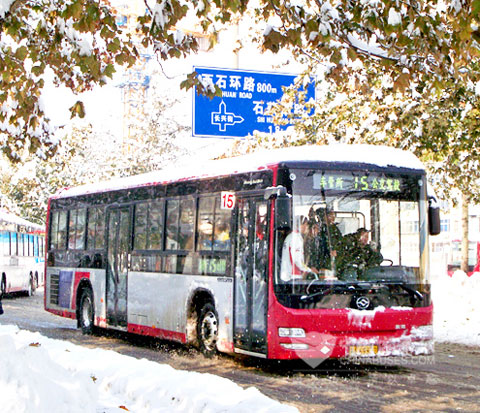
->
[53,144,425,199]
[0,209,43,230]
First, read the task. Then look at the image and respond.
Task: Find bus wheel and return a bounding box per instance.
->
[79,288,94,334]
[197,303,218,357]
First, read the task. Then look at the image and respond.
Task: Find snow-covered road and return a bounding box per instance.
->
[0,270,479,412]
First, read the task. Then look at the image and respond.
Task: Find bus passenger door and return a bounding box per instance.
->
[234,197,268,356]
[106,206,131,329]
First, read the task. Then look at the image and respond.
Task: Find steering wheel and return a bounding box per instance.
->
[305,270,319,281]
[306,278,322,295]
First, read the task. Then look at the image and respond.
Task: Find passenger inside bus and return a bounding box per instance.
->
[336,228,383,280]
[280,216,318,282]
[305,208,343,275]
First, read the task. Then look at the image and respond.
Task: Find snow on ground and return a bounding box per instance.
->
[0,325,298,413]
[432,270,480,346]
[0,270,477,413]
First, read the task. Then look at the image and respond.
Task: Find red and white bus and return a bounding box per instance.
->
[44,145,439,360]
[1,210,45,296]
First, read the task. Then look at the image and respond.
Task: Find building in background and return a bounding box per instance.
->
[430,203,480,276]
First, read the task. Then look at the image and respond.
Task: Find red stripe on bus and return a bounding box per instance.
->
[46,308,76,320]
[127,324,187,343]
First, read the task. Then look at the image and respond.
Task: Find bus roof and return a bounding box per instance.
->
[53,144,425,199]
[0,209,44,231]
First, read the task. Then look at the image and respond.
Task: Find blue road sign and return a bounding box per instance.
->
[193,67,315,138]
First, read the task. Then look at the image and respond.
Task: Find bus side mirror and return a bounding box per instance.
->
[428,197,441,236]
[264,186,292,231]
[275,195,292,231]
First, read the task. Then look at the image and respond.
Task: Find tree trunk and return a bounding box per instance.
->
[461,194,469,273]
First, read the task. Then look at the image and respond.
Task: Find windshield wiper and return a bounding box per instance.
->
[300,284,357,301]
[396,284,423,302]
[371,280,424,302]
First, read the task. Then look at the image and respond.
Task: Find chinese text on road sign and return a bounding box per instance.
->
[193,67,316,139]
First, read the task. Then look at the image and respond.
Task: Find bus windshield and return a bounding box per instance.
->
[275,169,429,308]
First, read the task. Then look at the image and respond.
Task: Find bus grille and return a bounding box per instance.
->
[50,274,60,305]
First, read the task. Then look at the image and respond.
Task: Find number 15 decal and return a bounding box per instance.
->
[221,192,236,210]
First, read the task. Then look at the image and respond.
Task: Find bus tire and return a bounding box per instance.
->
[197,303,218,357]
[78,288,95,334]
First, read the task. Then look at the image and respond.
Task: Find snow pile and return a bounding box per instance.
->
[432,271,480,346]
[0,325,298,413]
[0,326,97,413]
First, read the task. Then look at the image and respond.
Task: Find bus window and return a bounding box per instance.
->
[197,196,231,252]
[86,208,96,250]
[29,234,35,256]
[166,200,180,250]
[1,231,10,256]
[197,197,215,251]
[149,201,164,250]
[133,201,164,251]
[11,232,17,255]
[214,200,230,251]
[19,234,25,256]
[76,209,86,249]
[214,219,230,251]
[133,203,148,250]
[68,209,86,250]
[179,199,194,250]
[68,210,77,249]
[166,199,195,251]
[50,211,59,249]
[86,207,106,250]
[58,211,68,250]
[0,232,7,256]
[94,208,105,250]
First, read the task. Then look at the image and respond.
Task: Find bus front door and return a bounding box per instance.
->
[234,197,268,356]
[106,207,131,329]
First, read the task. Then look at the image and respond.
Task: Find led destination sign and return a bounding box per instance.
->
[313,172,404,193]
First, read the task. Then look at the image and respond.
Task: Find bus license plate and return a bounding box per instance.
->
[349,345,379,357]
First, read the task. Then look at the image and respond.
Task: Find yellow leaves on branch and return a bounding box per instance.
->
[69,101,85,119]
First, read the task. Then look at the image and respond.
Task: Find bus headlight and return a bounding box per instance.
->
[278,328,306,338]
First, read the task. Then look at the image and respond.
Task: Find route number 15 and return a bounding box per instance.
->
[221,192,236,210]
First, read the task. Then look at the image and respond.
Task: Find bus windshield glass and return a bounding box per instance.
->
[276,169,428,308]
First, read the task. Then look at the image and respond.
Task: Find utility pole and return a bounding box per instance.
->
[461,193,470,273]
